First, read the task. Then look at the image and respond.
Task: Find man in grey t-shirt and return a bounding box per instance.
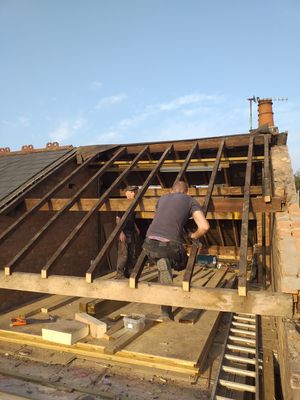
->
[143,180,209,320]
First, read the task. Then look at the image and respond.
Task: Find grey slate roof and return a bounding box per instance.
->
[0,149,71,203]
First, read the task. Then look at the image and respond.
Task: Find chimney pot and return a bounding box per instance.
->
[258,98,275,128]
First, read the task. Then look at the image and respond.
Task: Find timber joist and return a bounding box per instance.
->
[0,132,292,311]
[92,155,265,171]
[24,196,282,215]
[0,271,293,317]
[120,132,284,155]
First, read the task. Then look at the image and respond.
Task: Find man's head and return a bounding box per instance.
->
[171,180,188,194]
[125,185,139,199]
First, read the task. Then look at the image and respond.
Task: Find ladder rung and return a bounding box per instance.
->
[222,365,256,378]
[228,335,256,345]
[225,354,256,365]
[219,379,256,393]
[230,328,256,336]
[227,344,256,354]
[236,313,255,317]
[234,316,256,322]
[232,321,256,329]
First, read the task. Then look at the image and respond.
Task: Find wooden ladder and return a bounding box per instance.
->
[211,313,260,400]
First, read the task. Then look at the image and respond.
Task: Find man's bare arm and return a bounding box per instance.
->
[191,210,210,239]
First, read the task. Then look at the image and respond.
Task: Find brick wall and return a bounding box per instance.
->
[271,142,300,400]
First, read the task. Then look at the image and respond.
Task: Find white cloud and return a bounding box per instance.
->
[18,116,30,127]
[86,92,246,148]
[1,119,15,127]
[95,93,127,109]
[116,92,224,130]
[49,122,71,142]
[90,81,103,90]
[73,117,86,130]
[158,93,222,112]
[1,116,30,128]
[95,131,120,143]
[119,112,149,129]
[182,106,212,117]
[49,117,87,143]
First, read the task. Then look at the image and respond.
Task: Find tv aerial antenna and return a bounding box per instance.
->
[247,96,288,131]
[247,96,258,131]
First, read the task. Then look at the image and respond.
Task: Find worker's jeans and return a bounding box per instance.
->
[143,238,187,316]
[116,233,137,277]
[142,238,187,271]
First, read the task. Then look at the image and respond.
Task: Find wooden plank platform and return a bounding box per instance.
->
[0,272,236,378]
[0,298,200,377]
[0,271,293,317]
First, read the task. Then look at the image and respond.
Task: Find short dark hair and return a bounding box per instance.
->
[125,185,139,192]
[172,181,188,193]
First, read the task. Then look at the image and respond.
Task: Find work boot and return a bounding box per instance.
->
[160,305,174,321]
[114,269,125,279]
[124,267,132,279]
[157,258,173,285]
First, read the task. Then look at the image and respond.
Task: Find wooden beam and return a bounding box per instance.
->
[146,151,165,188]
[199,245,252,257]
[94,155,265,172]
[115,186,263,197]
[202,139,225,214]
[156,173,165,188]
[216,220,225,246]
[264,134,271,203]
[129,250,147,288]
[3,147,127,276]
[0,272,293,317]
[183,140,224,291]
[202,233,209,246]
[123,134,268,155]
[24,196,283,214]
[238,135,254,296]
[182,244,199,291]
[41,145,149,278]
[86,146,173,283]
[104,321,155,354]
[174,142,198,183]
[222,146,231,186]
[232,219,239,247]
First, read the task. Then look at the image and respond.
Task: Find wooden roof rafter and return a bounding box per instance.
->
[41,145,149,279]
[0,130,295,317]
[238,134,254,296]
[174,142,198,184]
[0,150,98,244]
[86,145,173,283]
[3,147,127,276]
[182,139,225,291]
[123,132,275,155]
[129,141,199,289]
[263,134,271,203]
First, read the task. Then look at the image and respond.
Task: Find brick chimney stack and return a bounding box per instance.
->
[258,98,274,128]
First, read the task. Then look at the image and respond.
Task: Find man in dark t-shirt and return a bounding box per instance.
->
[115,186,140,279]
[143,180,209,320]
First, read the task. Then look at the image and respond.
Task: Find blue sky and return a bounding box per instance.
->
[1,0,300,171]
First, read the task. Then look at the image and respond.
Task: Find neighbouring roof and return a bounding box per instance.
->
[0,149,73,204]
